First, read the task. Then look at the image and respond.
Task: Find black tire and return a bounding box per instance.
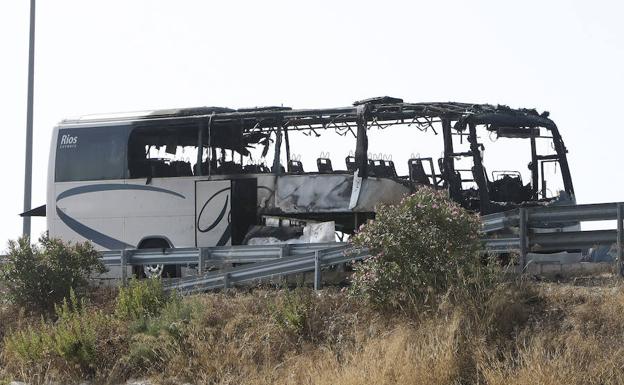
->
[135,238,181,278]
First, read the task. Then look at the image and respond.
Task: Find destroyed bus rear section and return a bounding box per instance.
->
[46,97,574,266]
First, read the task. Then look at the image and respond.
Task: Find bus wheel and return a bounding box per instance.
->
[136,238,181,279]
[139,264,180,279]
[143,264,164,278]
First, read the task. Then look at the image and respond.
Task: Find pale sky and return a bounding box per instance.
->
[1,0,623,246]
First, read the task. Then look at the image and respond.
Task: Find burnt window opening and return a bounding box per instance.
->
[196,146,272,176]
[284,125,358,175]
[127,124,199,179]
[479,125,567,204]
[366,121,447,183]
[127,121,282,179]
[195,126,278,176]
[355,117,570,211]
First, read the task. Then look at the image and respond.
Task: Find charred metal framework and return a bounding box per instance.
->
[63,97,574,234]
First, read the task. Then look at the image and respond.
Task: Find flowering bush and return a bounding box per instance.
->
[350,187,487,310]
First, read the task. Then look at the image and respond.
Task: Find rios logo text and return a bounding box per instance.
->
[59,134,78,149]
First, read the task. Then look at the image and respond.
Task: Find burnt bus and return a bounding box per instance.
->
[44,96,574,276]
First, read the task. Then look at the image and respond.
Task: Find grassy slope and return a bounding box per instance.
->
[2,276,624,385]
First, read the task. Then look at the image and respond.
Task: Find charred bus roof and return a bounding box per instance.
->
[60,97,555,131]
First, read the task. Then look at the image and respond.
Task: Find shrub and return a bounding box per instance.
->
[49,292,101,373]
[3,290,114,378]
[115,278,170,321]
[349,187,489,311]
[0,235,106,311]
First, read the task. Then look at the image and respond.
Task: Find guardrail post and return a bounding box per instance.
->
[519,208,528,272]
[314,251,322,291]
[223,272,231,289]
[618,203,623,277]
[120,249,129,285]
[198,248,208,275]
[279,244,291,287]
[280,244,290,258]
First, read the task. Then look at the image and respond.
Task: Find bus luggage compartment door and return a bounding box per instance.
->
[195,178,258,247]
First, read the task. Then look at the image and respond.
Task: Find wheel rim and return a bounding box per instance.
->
[143,264,164,278]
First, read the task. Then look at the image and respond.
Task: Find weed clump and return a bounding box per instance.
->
[270,288,311,335]
[115,278,171,320]
[122,294,195,375]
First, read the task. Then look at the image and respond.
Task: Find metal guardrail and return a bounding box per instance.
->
[89,201,624,292]
[102,242,350,284]
[481,202,624,275]
[482,231,620,254]
[0,203,619,295]
[101,242,347,266]
[482,210,520,233]
[481,238,520,253]
[165,245,370,294]
[162,199,624,291]
[528,202,621,223]
[481,202,622,233]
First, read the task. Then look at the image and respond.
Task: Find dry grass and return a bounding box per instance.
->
[281,317,468,385]
[2,277,624,384]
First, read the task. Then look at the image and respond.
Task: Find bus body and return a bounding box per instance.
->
[46,97,576,267]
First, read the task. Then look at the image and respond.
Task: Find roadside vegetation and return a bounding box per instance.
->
[0,235,106,311]
[1,188,623,384]
[349,188,493,311]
